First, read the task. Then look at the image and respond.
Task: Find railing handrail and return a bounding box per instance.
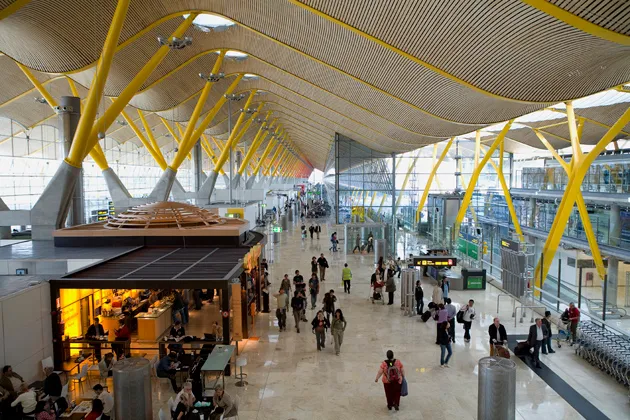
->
[514,305,547,327]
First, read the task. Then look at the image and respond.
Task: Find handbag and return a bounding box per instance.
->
[400,377,408,397]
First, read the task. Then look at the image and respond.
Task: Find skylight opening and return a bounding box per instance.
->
[183,13,235,32]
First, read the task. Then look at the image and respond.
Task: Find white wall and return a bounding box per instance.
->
[0,282,52,384]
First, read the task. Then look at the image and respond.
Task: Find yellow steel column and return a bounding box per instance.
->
[474,130,481,169]
[377,194,387,216]
[252,128,281,176]
[67,78,80,97]
[238,115,274,175]
[537,107,630,287]
[120,109,167,170]
[17,63,59,106]
[453,121,513,239]
[415,138,454,223]
[202,134,226,175]
[171,51,226,170]
[138,110,165,164]
[369,191,377,208]
[271,149,290,177]
[65,0,131,167]
[265,143,285,177]
[457,159,478,225]
[534,129,606,281]
[496,135,525,242]
[211,90,256,174]
[68,13,197,166]
[394,152,419,214]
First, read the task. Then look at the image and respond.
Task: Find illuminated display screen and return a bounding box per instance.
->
[413,256,457,267]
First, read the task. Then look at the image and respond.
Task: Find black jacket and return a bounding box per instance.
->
[437,326,450,345]
[86,323,105,337]
[488,324,508,344]
[43,373,62,397]
[311,262,318,273]
[527,324,549,346]
[541,318,553,338]
[311,317,330,331]
[414,285,424,301]
[317,257,329,268]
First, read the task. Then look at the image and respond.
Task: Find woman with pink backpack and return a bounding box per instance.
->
[374,350,406,411]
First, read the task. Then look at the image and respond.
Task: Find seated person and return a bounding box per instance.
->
[42,367,62,399]
[210,385,237,420]
[113,319,131,359]
[168,320,186,354]
[173,381,195,412]
[34,400,56,420]
[156,352,180,393]
[172,389,194,420]
[84,398,104,420]
[98,353,114,380]
[10,383,37,415]
[86,317,106,361]
[93,384,114,420]
[0,365,24,398]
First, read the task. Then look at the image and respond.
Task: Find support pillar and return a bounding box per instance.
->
[193,141,203,192]
[605,257,619,305]
[102,168,132,211]
[31,96,81,239]
[609,203,621,247]
[528,197,537,228]
[0,197,10,239]
[149,167,177,201]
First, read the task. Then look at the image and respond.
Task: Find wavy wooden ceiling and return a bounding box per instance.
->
[0,0,628,170]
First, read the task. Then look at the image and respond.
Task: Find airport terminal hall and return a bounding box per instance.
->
[1,1,630,419]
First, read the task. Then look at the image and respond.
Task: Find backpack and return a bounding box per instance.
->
[292,297,303,311]
[456,309,465,324]
[385,359,401,383]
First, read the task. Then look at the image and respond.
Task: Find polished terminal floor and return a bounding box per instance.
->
[71,218,628,419]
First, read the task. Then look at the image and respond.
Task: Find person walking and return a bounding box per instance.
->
[385,268,396,305]
[280,274,292,308]
[488,317,508,356]
[352,233,361,253]
[310,257,318,275]
[342,263,352,293]
[395,257,402,278]
[329,232,338,252]
[291,291,305,333]
[442,276,450,300]
[375,350,405,411]
[434,303,448,344]
[527,318,548,368]
[438,322,453,368]
[311,311,330,351]
[432,283,444,306]
[445,298,456,343]
[331,309,347,356]
[309,224,315,239]
[322,290,337,323]
[568,302,580,344]
[316,224,321,239]
[308,273,320,310]
[414,281,424,315]
[317,253,329,281]
[541,311,556,354]
[367,232,374,253]
[461,299,475,342]
[273,288,288,332]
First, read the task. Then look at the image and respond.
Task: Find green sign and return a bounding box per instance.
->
[272,226,283,233]
[458,237,479,260]
[466,276,484,289]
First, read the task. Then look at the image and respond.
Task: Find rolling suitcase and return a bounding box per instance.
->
[421,311,432,322]
[514,341,531,357]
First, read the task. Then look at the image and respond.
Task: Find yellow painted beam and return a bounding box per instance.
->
[536,107,630,288]
[66,78,80,97]
[454,121,513,239]
[394,153,419,213]
[16,63,59,108]
[119,108,167,170]
[415,138,454,223]
[0,0,32,21]
[138,110,165,164]
[521,0,630,46]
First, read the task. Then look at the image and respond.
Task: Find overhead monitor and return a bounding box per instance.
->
[413,256,457,267]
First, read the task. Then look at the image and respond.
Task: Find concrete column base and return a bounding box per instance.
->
[103,168,133,212]
[149,167,177,202]
[245,175,257,189]
[197,171,220,204]
[31,161,81,240]
[231,173,242,189]
[222,174,230,187]
[171,179,189,201]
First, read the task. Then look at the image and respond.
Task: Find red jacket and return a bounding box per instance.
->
[568,307,580,322]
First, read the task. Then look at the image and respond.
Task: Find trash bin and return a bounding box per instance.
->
[478,356,516,420]
[113,357,152,420]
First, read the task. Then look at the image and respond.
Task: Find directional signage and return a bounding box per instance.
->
[413,256,457,267]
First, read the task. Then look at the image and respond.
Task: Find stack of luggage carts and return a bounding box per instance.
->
[575,321,630,388]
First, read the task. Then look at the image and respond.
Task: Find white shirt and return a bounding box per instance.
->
[11,390,37,414]
[536,326,543,341]
[98,390,114,414]
[463,306,475,322]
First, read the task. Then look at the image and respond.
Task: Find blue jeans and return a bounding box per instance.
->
[311,294,317,309]
[440,343,452,365]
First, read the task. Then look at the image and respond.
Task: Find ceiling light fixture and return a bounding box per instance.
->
[157,36,193,50]
[199,71,225,82]
[34,97,47,104]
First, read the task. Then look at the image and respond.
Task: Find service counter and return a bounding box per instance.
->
[136,303,172,341]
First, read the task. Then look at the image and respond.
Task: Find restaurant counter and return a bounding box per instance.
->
[135,303,172,341]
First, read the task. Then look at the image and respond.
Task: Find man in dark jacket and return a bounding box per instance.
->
[317,254,329,281]
[414,281,424,315]
[488,317,508,356]
[527,318,548,369]
[86,317,106,361]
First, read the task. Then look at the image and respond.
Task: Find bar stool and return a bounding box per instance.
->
[235,357,248,387]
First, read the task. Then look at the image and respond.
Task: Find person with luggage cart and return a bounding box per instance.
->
[568,302,580,345]
[371,268,385,304]
[488,317,508,357]
[541,311,556,354]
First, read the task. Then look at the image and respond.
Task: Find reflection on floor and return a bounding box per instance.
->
[70,218,630,419]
